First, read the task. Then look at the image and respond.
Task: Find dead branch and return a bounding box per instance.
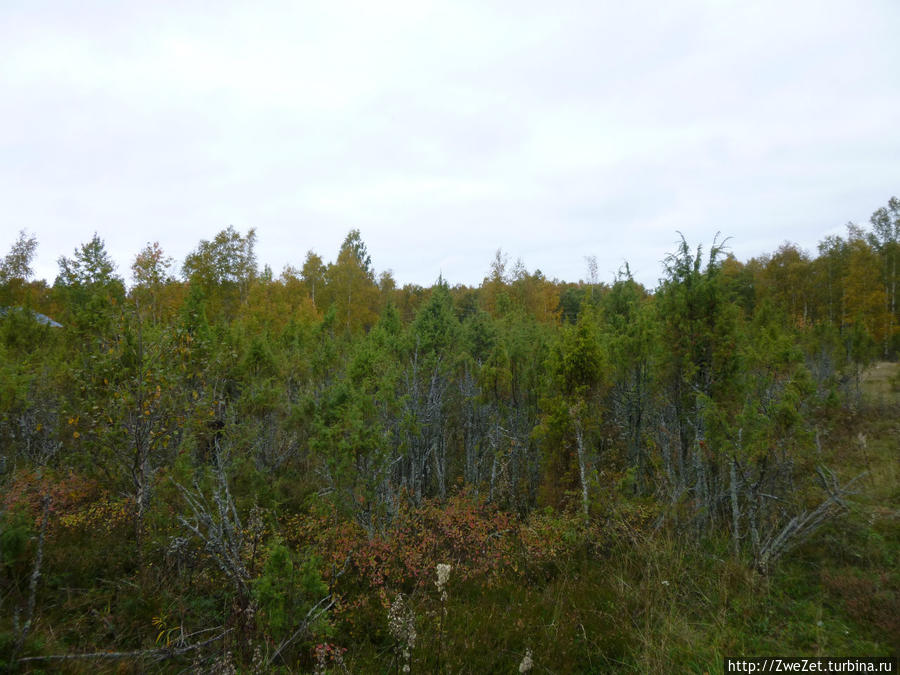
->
[174,448,249,601]
[267,593,335,667]
[16,628,232,665]
[755,467,867,574]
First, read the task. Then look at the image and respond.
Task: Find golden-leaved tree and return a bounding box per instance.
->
[322,230,380,334]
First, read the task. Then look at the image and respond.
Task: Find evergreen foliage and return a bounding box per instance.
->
[0,204,898,671]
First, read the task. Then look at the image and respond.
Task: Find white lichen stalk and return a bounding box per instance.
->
[435,563,451,604]
[388,593,416,674]
[435,563,452,671]
[519,647,534,673]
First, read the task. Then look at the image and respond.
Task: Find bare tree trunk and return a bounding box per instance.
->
[730,456,741,557]
[573,417,589,519]
[887,254,896,358]
[12,495,50,664]
[489,422,500,502]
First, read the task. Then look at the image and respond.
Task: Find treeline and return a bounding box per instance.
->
[0,196,897,670]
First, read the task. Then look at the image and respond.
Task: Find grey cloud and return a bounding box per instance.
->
[2,0,898,289]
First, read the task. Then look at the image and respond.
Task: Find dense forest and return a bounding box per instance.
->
[1,197,898,673]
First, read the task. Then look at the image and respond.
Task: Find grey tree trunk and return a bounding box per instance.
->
[573,417,590,518]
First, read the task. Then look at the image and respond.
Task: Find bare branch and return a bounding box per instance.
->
[267,594,335,667]
[17,628,232,665]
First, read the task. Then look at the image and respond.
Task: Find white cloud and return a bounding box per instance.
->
[1,0,898,289]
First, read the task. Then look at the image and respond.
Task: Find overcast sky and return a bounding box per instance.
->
[2,0,898,289]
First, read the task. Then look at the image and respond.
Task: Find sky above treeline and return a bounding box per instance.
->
[2,0,898,290]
